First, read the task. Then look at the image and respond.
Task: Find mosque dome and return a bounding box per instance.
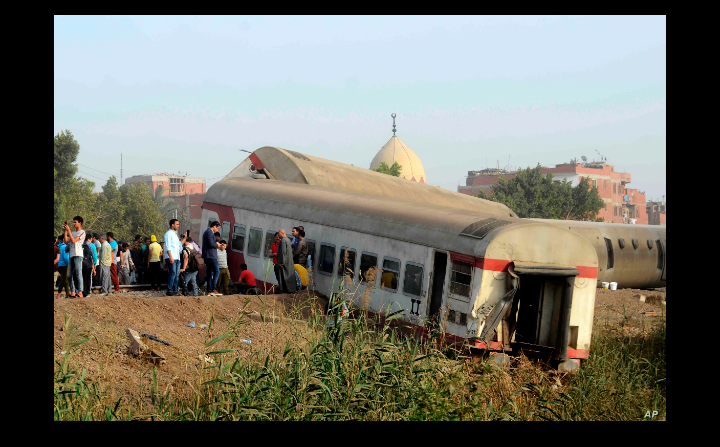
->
[369,114,427,184]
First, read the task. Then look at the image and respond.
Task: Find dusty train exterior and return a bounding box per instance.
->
[531,220,666,289]
[201,177,599,367]
[226,146,665,289]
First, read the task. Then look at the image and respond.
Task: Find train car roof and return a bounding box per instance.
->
[205,177,535,256]
[224,146,518,218]
[530,219,667,232]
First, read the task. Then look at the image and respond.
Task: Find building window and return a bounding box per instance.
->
[318,243,336,275]
[221,222,230,242]
[231,224,245,253]
[170,177,185,193]
[604,237,614,270]
[381,257,401,292]
[604,180,608,189]
[359,252,378,283]
[450,260,472,297]
[403,262,424,298]
[263,231,275,258]
[613,184,617,194]
[592,180,597,187]
[247,227,263,257]
[337,247,357,279]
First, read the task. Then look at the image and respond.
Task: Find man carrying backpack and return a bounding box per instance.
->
[182,237,202,296]
[81,237,97,297]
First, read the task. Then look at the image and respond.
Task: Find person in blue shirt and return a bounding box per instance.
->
[56,235,70,299]
[202,221,221,296]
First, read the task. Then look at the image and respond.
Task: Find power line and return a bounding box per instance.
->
[77,163,115,177]
[77,170,108,182]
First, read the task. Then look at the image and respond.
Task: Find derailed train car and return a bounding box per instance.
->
[225,146,665,289]
[202,177,599,370]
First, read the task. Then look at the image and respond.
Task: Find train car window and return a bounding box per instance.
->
[263,231,275,258]
[318,244,336,275]
[656,239,664,269]
[221,221,231,242]
[306,240,316,267]
[647,239,654,250]
[604,237,614,270]
[359,252,378,283]
[381,257,401,292]
[337,247,357,279]
[450,260,472,297]
[632,238,639,249]
[247,227,263,257]
[403,262,424,298]
[231,224,246,253]
[618,238,626,249]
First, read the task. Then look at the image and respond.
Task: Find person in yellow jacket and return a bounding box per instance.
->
[294,264,309,290]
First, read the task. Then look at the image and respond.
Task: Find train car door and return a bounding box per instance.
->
[660,239,666,281]
[427,251,447,322]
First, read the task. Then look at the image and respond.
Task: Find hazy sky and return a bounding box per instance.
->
[54,16,666,201]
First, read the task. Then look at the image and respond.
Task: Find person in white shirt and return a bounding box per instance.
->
[63,215,86,298]
[164,219,182,296]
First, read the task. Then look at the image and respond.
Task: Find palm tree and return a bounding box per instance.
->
[153,184,179,220]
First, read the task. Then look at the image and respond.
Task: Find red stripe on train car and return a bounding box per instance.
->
[249,152,265,170]
[575,266,598,279]
[567,349,589,359]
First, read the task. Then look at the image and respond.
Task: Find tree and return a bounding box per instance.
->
[476,164,604,221]
[373,161,402,177]
[153,184,179,218]
[54,130,80,226]
[119,183,166,240]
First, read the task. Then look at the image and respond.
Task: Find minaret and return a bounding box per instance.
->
[391,112,397,136]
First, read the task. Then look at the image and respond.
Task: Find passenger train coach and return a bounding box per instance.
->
[202,177,600,370]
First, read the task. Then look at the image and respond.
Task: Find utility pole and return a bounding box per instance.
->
[121,152,123,185]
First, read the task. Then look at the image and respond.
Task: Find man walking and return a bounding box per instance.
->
[107,232,120,293]
[98,234,113,295]
[202,221,221,296]
[164,219,182,296]
[56,235,70,299]
[64,216,86,298]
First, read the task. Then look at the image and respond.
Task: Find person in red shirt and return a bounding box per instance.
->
[236,263,257,294]
[268,232,281,286]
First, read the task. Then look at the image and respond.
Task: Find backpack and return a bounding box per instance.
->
[82,243,93,269]
[186,247,204,272]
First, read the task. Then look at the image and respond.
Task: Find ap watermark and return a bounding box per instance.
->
[644,410,660,419]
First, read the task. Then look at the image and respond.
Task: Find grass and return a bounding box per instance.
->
[54,286,666,421]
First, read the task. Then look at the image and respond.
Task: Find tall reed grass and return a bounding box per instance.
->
[54,288,666,421]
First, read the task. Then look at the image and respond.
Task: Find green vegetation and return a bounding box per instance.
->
[373,161,403,177]
[476,164,605,221]
[53,130,171,239]
[54,291,665,421]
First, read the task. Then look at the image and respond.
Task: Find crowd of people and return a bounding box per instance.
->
[54,217,310,299]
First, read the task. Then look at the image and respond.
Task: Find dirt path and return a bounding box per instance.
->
[54,290,325,400]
